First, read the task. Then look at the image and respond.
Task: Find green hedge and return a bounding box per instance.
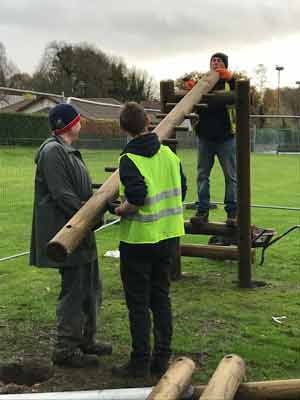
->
[0,112,120,145]
[0,112,49,144]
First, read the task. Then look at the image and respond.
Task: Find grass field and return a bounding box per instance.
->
[0,145,299,390]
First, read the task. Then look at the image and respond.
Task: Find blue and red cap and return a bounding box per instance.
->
[48,103,80,135]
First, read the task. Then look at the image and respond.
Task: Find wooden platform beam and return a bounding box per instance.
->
[185,221,236,236]
[180,244,256,262]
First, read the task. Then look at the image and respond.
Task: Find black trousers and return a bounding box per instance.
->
[56,259,101,351]
[120,238,174,362]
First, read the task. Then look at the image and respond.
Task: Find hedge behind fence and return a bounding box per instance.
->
[0,112,49,144]
[0,112,121,146]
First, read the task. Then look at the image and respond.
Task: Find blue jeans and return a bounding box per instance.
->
[196,136,237,215]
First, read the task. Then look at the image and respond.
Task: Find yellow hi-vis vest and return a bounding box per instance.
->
[119,145,185,244]
[225,82,236,134]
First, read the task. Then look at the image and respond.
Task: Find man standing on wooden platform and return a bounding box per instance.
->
[192,52,237,226]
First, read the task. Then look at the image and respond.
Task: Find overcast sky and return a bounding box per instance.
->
[1,0,299,89]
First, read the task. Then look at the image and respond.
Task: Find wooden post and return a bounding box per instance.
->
[199,354,246,400]
[160,80,182,280]
[47,72,219,263]
[146,357,195,400]
[194,379,300,400]
[236,80,252,288]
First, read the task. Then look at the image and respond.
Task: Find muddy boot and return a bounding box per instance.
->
[112,359,150,378]
[81,342,112,357]
[52,348,99,368]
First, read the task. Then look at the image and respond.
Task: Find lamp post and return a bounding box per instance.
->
[275,65,284,114]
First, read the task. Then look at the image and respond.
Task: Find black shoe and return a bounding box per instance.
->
[52,348,99,368]
[81,342,112,356]
[226,212,237,227]
[112,360,150,378]
[150,357,170,377]
[194,211,209,224]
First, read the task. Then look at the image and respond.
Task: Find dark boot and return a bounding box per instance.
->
[112,359,150,378]
[52,348,99,368]
[226,211,237,227]
[81,342,112,356]
[150,355,171,377]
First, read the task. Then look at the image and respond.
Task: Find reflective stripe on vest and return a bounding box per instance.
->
[225,82,236,134]
[119,145,185,244]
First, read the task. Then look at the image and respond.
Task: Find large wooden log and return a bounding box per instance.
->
[180,244,256,262]
[147,357,195,400]
[47,72,219,262]
[194,379,300,400]
[199,354,246,400]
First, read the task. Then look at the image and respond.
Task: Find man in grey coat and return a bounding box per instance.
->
[30,103,112,368]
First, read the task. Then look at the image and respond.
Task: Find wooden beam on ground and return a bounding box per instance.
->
[147,357,195,400]
[180,244,256,263]
[194,379,300,400]
[47,72,219,262]
[199,354,246,400]
[236,80,252,288]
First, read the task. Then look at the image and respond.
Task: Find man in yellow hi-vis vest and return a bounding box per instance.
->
[192,52,237,226]
[110,102,187,379]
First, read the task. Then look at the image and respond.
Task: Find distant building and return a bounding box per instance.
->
[0,96,123,120]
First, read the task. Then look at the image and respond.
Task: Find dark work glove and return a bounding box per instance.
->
[106,200,121,215]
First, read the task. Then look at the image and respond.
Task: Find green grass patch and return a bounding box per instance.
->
[0,146,300,384]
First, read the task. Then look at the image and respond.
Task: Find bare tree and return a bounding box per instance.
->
[253,64,268,94]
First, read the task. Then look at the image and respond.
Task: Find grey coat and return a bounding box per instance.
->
[30,135,98,268]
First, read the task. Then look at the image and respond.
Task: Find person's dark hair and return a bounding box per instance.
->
[120,102,146,136]
[210,52,228,68]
